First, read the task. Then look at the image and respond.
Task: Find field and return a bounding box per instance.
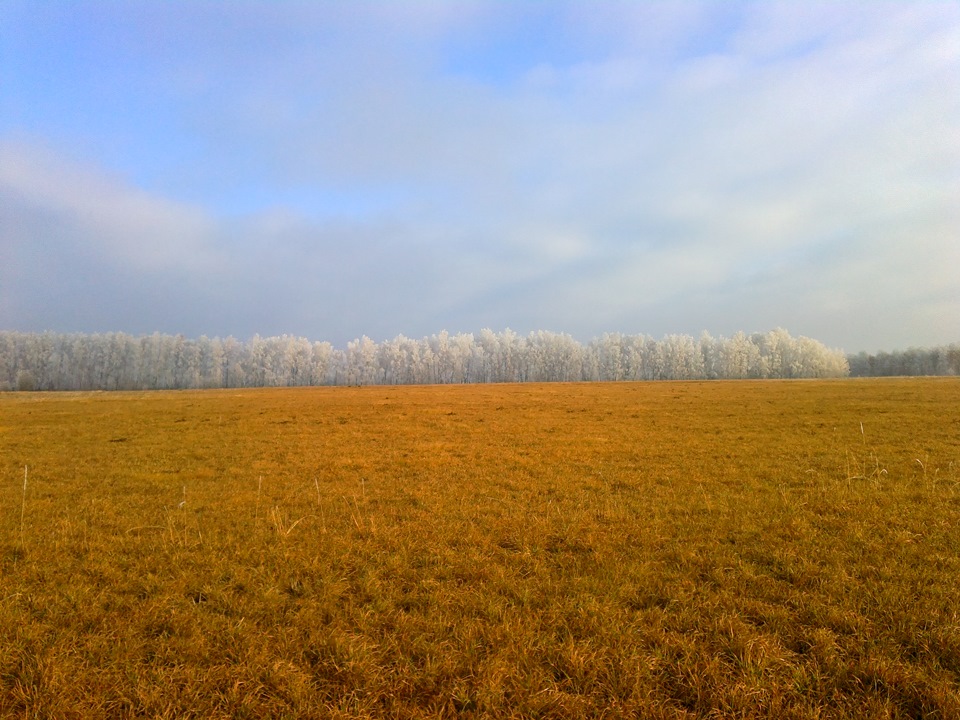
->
[2,379,959,718]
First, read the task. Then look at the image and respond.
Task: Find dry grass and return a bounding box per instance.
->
[2,378,959,718]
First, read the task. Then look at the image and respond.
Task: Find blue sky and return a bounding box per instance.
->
[2,1,958,353]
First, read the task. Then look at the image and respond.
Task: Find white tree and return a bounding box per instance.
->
[344,336,379,385]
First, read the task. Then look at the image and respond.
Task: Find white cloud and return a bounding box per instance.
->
[0,140,221,274]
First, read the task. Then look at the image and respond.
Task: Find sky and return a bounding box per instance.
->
[1,1,957,354]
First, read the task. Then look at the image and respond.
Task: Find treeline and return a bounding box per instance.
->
[848,345,960,377]
[0,328,848,391]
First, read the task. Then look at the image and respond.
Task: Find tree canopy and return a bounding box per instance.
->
[0,328,854,391]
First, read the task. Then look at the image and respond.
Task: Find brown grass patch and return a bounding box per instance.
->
[2,379,959,717]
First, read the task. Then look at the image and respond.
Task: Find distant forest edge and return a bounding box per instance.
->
[847,346,960,378]
[3,328,954,391]
[0,328,873,391]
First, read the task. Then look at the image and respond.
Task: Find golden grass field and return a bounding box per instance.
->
[2,378,959,718]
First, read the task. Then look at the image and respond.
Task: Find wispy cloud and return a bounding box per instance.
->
[1,141,220,273]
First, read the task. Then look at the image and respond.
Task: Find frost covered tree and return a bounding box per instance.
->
[0,327,854,390]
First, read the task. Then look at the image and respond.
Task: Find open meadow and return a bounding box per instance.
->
[2,378,959,719]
